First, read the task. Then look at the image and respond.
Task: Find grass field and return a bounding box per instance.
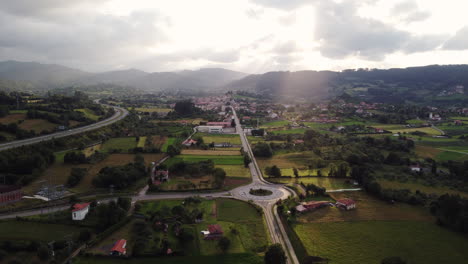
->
[270,128,307,135]
[18,118,57,133]
[293,221,468,264]
[75,254,263,264]
[135,107,172,113]
[165,155,244,166]
[137,136,147,148]
[161,137,176,152]
[25,153,165,194]
[199,133,242,145]
[415,145,442,159]
[378,179,468,198]
[76,108,100,121]
[435,151,468,161]
[181,149,241,156]
[0,221,84,242]
[267,177,351,189]
[102,137,137,152]
[259,120,290,128]
[216,165,251,178]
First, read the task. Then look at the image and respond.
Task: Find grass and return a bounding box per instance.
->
[199,133,242,145]
[259,120,290,128]
[0,221,84,242]
[161,137,176,152]
[435,151,467,161]
[76,108,100,121]
[135,107,172,113]
[101,137,137,152]
[293,221,468,264]
[137,136,147,148]
[387,126,442,135]
[181,149,241,156]
[270,128,307,135]
[75,254,263,264]
[19,119,57,133]
[165,155,244,166]
[267,177,352,189]
[378,179,468,198]
[216,165,251,178]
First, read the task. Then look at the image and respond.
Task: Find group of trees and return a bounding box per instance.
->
[92,156,146,189]
[430,194,468,234]
[168,160,226,188]
[66,168,88,187]
[253,142,273,157]
[95,198,130,231]
[265,165,282,177]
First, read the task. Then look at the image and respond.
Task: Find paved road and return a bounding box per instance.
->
[0,103,300,264]
[0,104,129,152]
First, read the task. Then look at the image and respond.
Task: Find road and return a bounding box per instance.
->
[0,103,129,152]
[0,103,299,264]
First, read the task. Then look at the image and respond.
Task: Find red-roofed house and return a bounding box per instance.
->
[201,224,223,239]
[72,203,90,220]
[110,239,127,256]
[182,138,198,146]
[336,199,356,210]
[152,169,169,185]
[296,201,330,213]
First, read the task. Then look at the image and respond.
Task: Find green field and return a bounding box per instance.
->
[75,254,263,264]
[268,177,351,189]
[0,221,84,242]
[135,107,172,113]
[76,108,100,121]
[294,221,468,264]
[102,137,137,152]
[378,179,468,198]
[165,155,244,166]
[259,120,290,128]
[270,128,307,135]
[199,133,242,145]
[161,137,176,152]
[137,136,147,148]
[216,165,251,178]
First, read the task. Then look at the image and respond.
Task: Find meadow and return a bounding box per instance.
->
[0,221,85,242]
[199,133,242,145]
[76,108,100,121]
[75,254,263,264]
[101,137,137,152]
[165,155,244,166]
[378,179,468,198]
[181,149,241,156]
[293,221,468,264]
[216,165,251,178]
[161,137,177,152]
[267,177,351,189]
[135,107,172,113]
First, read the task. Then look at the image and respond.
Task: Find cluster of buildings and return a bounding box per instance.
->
[0,185,22,205]
[295,198,356,213]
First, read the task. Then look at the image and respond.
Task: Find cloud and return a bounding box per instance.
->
[443,26,468,50]
[272,41,300,54]
[313,1,442,61]
[390,0,431,23]
[250,0,313,10]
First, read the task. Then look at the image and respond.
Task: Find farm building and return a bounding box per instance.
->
[182,138,198,146]
[196,125,224,133]
[201,224,224,240]
[152,169,169,185]
[336,199,356,210]
[295,201,331,213]
[206,121,231,128]
[410,165,422,172]
[110,239,127,256]
[0,185,22,205]
[72,202,91,220]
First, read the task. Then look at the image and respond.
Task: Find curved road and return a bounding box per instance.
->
[0,103,299,264]
[0,104,129,152]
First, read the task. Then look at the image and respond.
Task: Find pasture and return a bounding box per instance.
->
[378,179,468,198]
[18,119,57,133]
[137,136,147,148]
[199,133,242,145]
[268,177,351,189]
[101,137,137,152]
[0,221,84,242]
[76,108,100,121]
[161,137,176,152]
[75,254,263,264]
[293,221,468,264]
[216,165,251,178]
[259,120,290,128]
[135,107,172,113]
[165,155,244,166]
[181,149,241,156]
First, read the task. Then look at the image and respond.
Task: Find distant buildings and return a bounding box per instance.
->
[0,185,22,205]
[72,202,91,220]
[152,169,169,185]
[336,199,356,210]
[182,138,198,146]
[196,126,224,133]
[295,201,331,213]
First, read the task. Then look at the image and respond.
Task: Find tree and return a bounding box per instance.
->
[218,237,231,253]
[167,145,181,157]
[78,229,92,242]
[231,119,236,127]
[253,142,273,157]
[264,244,287,264]
[37,246,50,261]
[66,167,87,187]
[293,167,299,178]
[174,100,197,116]
[381,256,407,264]
[214,168,227,187]
[243,153,251,168]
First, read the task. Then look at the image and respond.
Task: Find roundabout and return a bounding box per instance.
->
[231,183,288,201]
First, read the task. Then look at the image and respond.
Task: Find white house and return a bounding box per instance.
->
[72,203,91,220]
[410,165,421,172]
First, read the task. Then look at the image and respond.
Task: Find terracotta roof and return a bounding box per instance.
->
[207,224,223,234]
[302,201,330,209]
[110,239,126,253]
[72,203,90,212]
[0,185,21,194]
[336,199,355,206]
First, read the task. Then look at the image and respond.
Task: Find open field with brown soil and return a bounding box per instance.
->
[0,113,26,124]
[297,191,432,223]
[18,119,58,133]
[150,135,167,148]
[414,145,442,159]
[181,149,241,155]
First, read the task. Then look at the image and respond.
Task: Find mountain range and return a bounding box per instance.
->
[1,60,468,104]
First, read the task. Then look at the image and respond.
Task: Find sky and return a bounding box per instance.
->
[0,0,467,73]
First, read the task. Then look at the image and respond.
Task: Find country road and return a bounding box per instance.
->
[0,103,299,264]
[0,103,129,152]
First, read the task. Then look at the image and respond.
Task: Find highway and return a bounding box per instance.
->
[0,104,129,152]
[0,103,299,264]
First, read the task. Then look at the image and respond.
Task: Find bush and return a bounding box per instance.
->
[66,168,87,187]
[37,246,50,261]
[218,237,231,253]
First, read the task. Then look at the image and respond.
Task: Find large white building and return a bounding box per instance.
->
[196,126,224,133]
[72,203,91,220]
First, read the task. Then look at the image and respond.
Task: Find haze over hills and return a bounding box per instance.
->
[0,60,248,93]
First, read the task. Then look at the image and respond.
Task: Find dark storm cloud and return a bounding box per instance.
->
[443,26,468,50]
[314,1,443,60]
